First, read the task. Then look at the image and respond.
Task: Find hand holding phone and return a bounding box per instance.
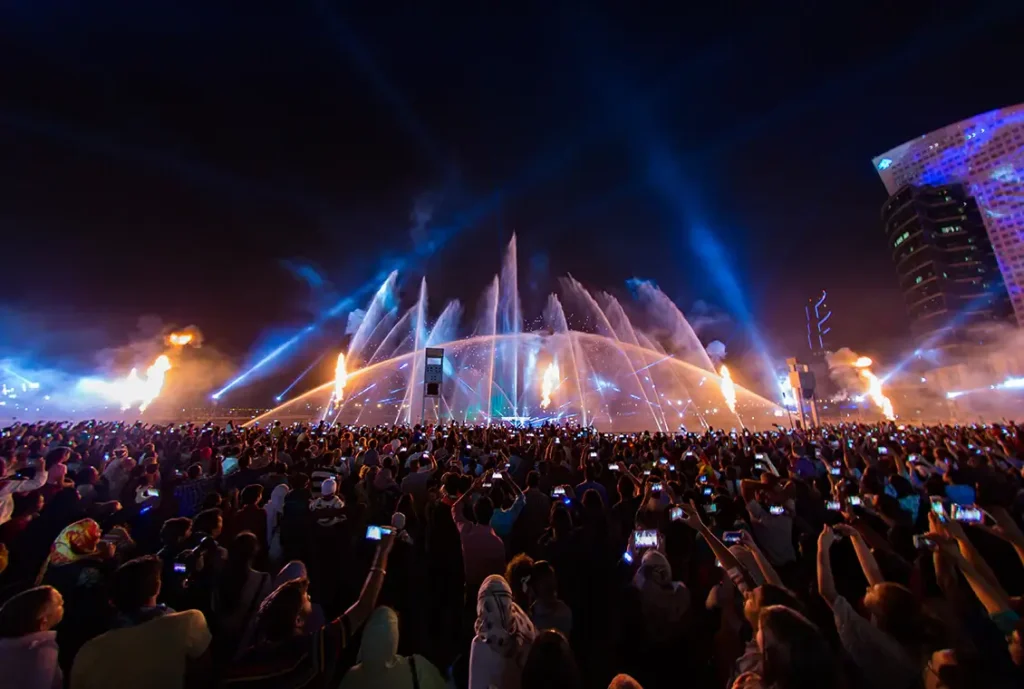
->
[365,525,395,541]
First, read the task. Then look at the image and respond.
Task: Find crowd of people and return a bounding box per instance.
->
[0,416,1022,689]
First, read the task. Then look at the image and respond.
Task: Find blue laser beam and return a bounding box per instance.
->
[275,351,329,402]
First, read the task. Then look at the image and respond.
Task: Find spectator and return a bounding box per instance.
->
[489,472,525,539]
[213,532,272,660]
[0,456,46,525]
[520,470,552,546]
[226,485,268,551]
[264,484,289,566]
[223,531,394,688]
[469,575,537,689]
[70,556,212,689]
[631,549,689,645]
[521,629,582,689]
[338,606,446,689]
[0,585,64,689]
[529,560,573,638]
[451,477,507,595]
[505,553,535,611]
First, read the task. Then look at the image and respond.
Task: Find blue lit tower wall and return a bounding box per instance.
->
[872,104,1024,326]
[805,290,831,359]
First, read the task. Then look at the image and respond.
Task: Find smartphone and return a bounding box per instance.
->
[706,503,718,514]
[702,486,713,497]
[930,496,946,516]
[769,505,785,516]
[589,451,598,459]
[754,453,766,460]
[830,466,842,476]
[643,469,651,476]
[365,525,394,541]
[913,534,937,550]
[465,445,472,451]
[826,500,841,511]
[951,505,982,523]
[668,464,676,471]
[847,440,854,448]
[608,463,619,471]
[555,439,560,444]
[12,466,38,480]
[658,457,668,465]
[173,562,188,574]
[633,529,659,550]
[143,488,160,499]
[722,531,744,544]
[814,448,823,459]
[552,486,566,497]
[908,454,920,462]
[754,462,768,472]
[878,447,888,455]
[482,482,493,489]
[848,496,862,507]
[685,451,695,458]
[669,506,683,522]
[492,472,503,480]
[651,482,663,492]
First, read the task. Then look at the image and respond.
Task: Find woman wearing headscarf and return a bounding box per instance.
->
[631,550,690,646]
[339,606,446,689]
[274,561,326,633]
[37,519,117,674]
[469,574,537,689]
[265,484,289,567]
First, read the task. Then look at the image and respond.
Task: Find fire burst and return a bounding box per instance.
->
[168,332,194,346]
[332,352,347,403]
[853,358,895,421]
[540,362,559,409]
[82,354,172,413]
[719,365,737,415]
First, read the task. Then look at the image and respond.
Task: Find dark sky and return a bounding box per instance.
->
[1,1,1021,399]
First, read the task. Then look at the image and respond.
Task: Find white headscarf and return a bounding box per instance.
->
[266,484,290,535]
[632,550,689,643]
[474,574,536,661]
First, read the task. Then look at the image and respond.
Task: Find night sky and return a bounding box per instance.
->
[1,1,1022,401]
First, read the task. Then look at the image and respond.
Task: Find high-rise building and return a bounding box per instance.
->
[872,104,1024,325]
[805,289,831,359]
[880,183,1011,346]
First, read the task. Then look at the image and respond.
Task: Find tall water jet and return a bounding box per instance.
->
[498,235,522,418]
[397,278,428,424]
[543,293,588,426]
[629,280,716,372]
[562,276,665,431]
[347,271,398,367]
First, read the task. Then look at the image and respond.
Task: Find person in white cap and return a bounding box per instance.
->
[309,478,345,527]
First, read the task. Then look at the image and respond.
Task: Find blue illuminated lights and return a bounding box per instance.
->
[877,158,893,171]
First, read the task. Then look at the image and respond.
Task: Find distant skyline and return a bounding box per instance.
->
[1,1,1022,401]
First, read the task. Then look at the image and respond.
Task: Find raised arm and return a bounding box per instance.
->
[982,506,1024,570]
[833,524,885,587]
[816,525,839,604]
[930,531,1013,619]
[680,501,756,592]
[342,531,395,630]
[738,531,783,588]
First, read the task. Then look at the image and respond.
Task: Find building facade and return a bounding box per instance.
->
[872,104,1024,326]
[880,183,1011,346]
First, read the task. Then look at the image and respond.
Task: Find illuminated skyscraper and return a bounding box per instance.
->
[873,104,1024,326]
